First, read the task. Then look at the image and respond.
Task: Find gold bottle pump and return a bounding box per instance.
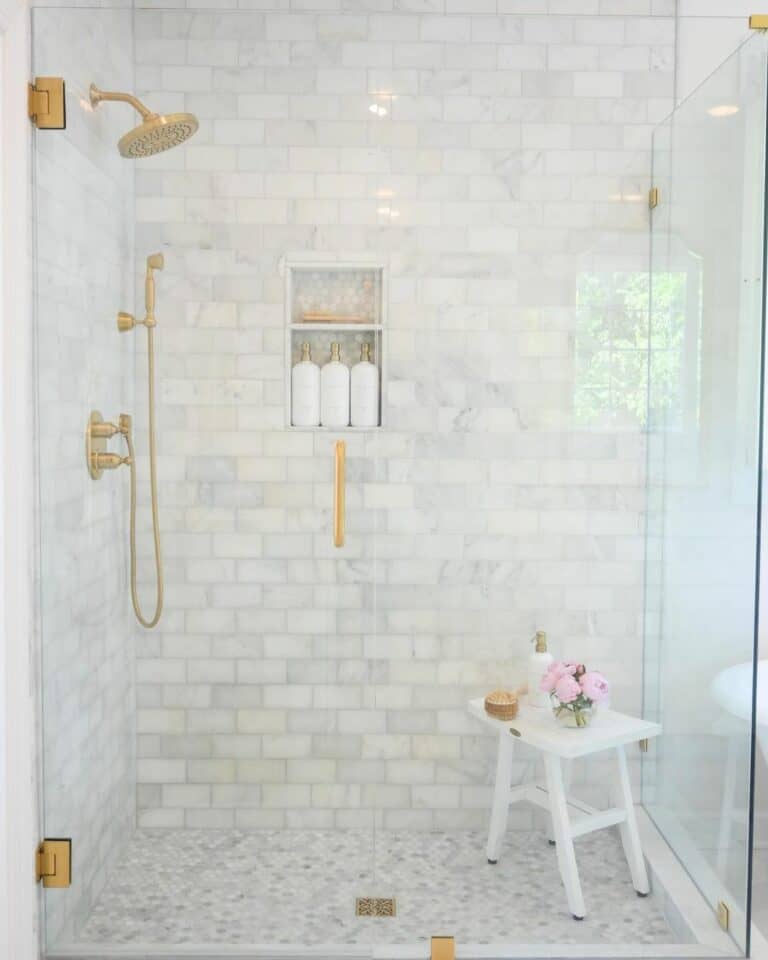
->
[361,342,371,361]
[534,630,548,653]
[301,342,311,361]
[331,342,341,361]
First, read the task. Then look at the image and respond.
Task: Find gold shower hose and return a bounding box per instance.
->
[126,322,163,628]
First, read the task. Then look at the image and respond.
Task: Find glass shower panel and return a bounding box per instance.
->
[32,5,136,950]
[644,33,767,953]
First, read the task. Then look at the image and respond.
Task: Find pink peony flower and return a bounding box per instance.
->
[545,661,569,680]
[561,662,580,676]
[554,674,581,704]
[540,670,558,693]
[580,671,609,703]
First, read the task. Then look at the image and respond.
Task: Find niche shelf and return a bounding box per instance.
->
[284,260,387,430]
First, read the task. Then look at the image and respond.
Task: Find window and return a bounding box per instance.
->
[574,267,696,431]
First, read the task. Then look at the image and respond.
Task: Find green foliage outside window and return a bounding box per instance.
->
[575,270,692,430]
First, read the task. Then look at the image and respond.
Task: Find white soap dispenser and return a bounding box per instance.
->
[291,341,320,427]
[528,630,553,708]
[350,342,379,427]
[320,342,350,428]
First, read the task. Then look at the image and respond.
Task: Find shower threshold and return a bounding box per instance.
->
[43,945,732,960]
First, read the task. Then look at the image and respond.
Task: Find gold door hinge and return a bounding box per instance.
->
[749,15,768,29]
[639,738,649,753]
[717,900,730,931]
[28,77,66,130]
[431,937,455,960]
[648,187,659,210]
[36,839,71,887]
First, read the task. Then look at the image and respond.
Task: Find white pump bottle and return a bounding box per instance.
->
[528,630,553,708]
[350,342,379,427]
[320,342,350,428]
[291,342,320,426]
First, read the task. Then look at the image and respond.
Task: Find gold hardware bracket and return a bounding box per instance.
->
[431,937,455,960]
[648,187,659,210]
[28,77,66,129]
[717,900,730,931]
[334,440,346,548]
[749,14,768,29]
[639,738,649,752]
[36,839,71,887]
[118,311,136,332]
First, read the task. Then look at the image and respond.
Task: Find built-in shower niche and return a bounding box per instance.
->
[284,261,386,430]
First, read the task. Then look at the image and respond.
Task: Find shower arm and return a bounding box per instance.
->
[89,84,155,121]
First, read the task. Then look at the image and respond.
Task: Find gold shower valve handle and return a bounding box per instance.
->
[91,452,131,470]
[89,419,120,439]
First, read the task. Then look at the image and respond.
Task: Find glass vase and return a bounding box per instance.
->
[553,704,595,728]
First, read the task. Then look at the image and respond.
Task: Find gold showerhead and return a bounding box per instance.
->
[89,83,198,159]
[118,114,199,159]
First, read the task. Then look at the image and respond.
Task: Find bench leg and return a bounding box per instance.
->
[544,753,586,919]
[486,734,514,864]
[547,758,571,844]
[612,745,650,896]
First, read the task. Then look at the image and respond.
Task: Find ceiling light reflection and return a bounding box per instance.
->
[707,104,739,117]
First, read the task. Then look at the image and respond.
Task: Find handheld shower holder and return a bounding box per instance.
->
[117,311,156,331]
[118,253,164,332]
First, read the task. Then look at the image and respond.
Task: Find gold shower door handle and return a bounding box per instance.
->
[334,441,345,548]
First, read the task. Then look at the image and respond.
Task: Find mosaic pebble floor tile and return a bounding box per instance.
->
[77,829,677,946]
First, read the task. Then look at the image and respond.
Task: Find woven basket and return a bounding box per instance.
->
[484,690,519,721]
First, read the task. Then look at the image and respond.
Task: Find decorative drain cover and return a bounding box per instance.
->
[356,897,396,917]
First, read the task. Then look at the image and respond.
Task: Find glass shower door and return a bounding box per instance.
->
[32,4,136,951]
[644,31,767,954]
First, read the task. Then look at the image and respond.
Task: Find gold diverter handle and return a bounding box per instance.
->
[334,441,345,548]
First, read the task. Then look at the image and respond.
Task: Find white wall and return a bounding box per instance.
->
[676,1,755,103]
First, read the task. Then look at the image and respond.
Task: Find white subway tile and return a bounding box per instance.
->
[131,4,670,831]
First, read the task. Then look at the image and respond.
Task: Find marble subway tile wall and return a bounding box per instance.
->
[33,7,135,945]
[133,3,675,830]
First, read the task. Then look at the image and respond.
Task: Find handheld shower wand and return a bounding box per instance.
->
[118,253,165,629]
